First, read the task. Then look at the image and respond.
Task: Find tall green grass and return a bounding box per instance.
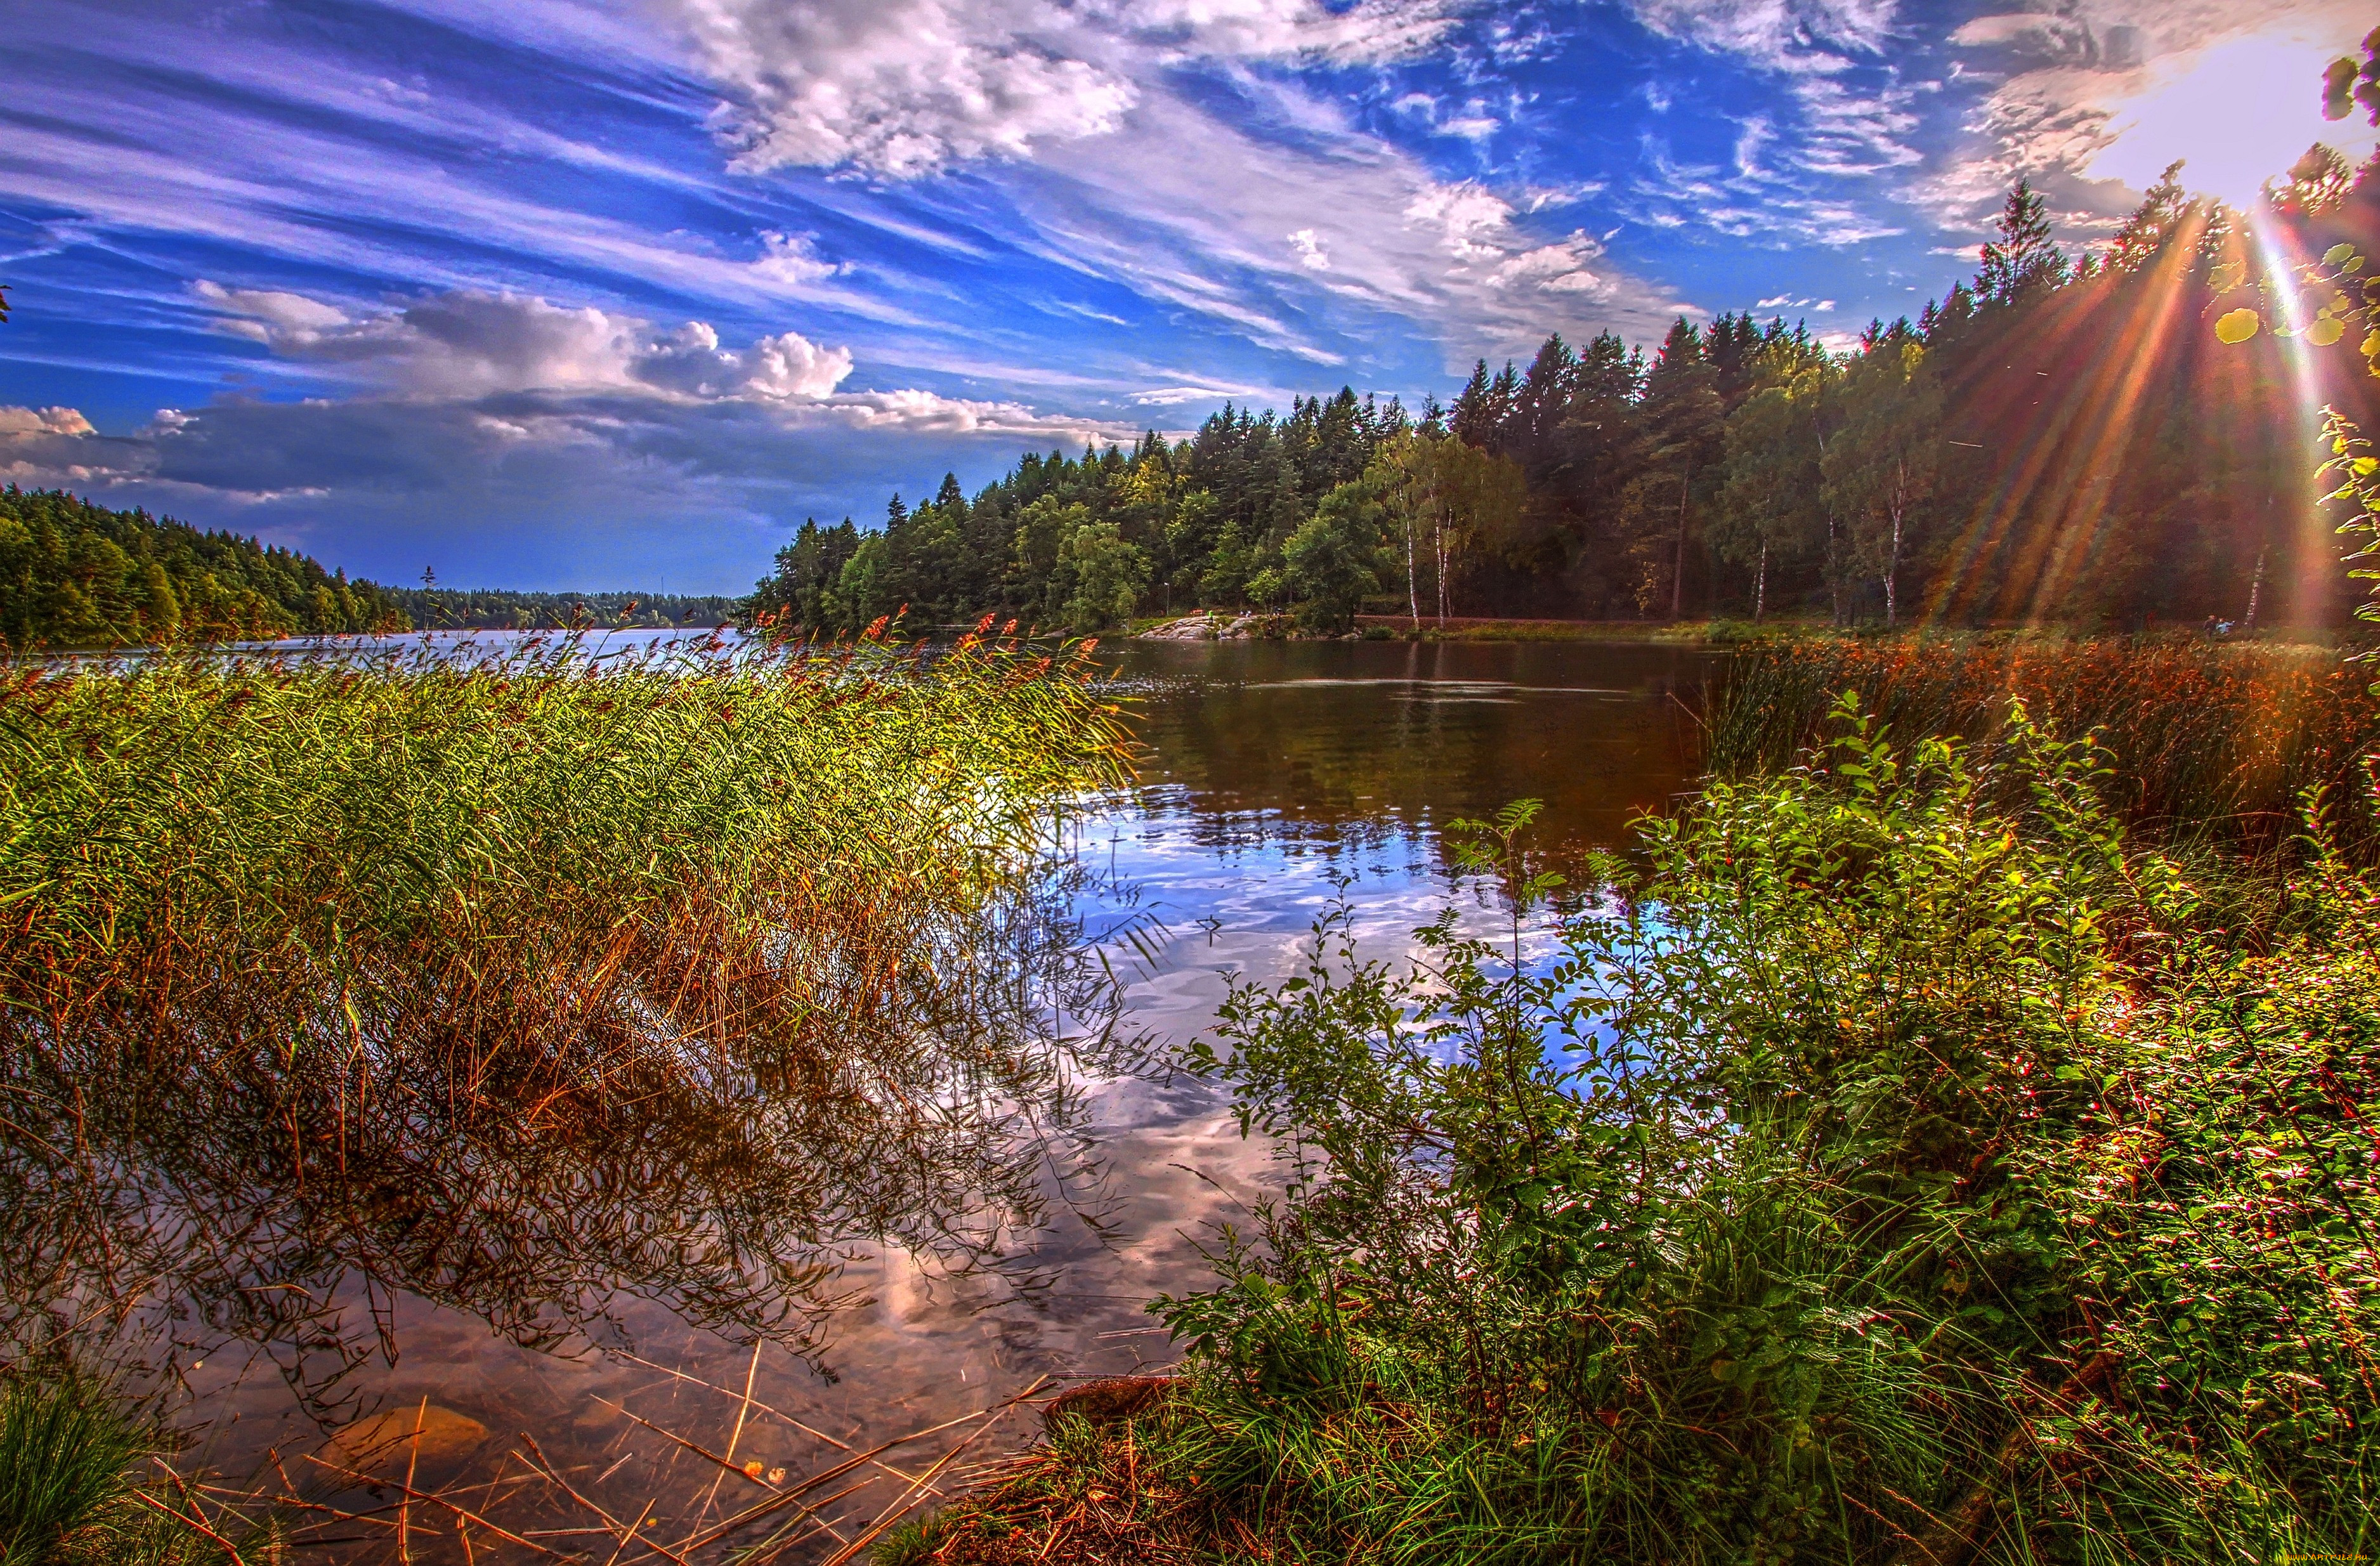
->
[1706,636,2380,859]
[0,627,1134,1376]
[0,1374,245,1566]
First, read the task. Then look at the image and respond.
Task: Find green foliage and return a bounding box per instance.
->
[0,632,1134,1364]
[1822,330,1942,629]
[1274,477,1391,634]
[1049,518,1149,633]
[386,585,738,629]
[0,1376,149,1566]
[1713,339,1836,622]
[1127,705,2380,1562]
[2324,408,2380,641]
[0,1374,244,1566]
[0,488,410,649]
[752,160,2346,635]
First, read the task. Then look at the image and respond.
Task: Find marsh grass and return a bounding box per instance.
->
[1705,636,2380,859]
[0,1373,256,1566]
[0,622,1135,1388]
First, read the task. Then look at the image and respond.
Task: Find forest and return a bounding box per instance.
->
[0,486,412,646]
[388,585,742,630]
[751,155,2378,638]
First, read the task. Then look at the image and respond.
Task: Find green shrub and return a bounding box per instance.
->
[1125,700,2380,1563]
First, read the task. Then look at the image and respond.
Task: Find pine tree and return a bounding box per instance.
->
[1975,178,2068,304]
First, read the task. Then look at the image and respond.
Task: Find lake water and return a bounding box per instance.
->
[145,636,1718,1558]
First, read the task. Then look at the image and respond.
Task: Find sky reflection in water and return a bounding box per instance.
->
[113,636,1715,1553]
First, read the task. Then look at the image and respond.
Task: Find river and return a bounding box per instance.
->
[147,634,1718,1557]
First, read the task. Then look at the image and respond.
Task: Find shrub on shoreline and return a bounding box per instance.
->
[898,701,2380,1564]
[1706,636,2380,860]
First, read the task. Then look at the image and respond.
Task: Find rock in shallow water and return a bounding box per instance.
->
[1041,1375,1179,1430]
[327,1403,492,1471]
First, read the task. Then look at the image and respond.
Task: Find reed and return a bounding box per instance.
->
[0,625,1134,1376]
[1704,635,2380,858]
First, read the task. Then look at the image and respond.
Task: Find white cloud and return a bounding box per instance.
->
[672,0,1479,179]
[190,283,861,404]
[750,231,846,287]
[1626,0,1899,69]
[1129,384,1264,405]
[1404,179,1516,261]
[0,405,99,437]
[1288,228,1331,270]
[1915,2,2380,233]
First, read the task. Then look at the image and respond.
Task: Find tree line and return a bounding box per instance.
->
[393,585,741,630]
[751,159,2379,636]
[0,486,411,648]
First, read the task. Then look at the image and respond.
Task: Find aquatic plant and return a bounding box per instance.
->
[0,1374,247,1566]
[0,625,1134,1392]
[1705,635,2380,859]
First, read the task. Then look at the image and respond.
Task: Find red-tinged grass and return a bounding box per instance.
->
[0,624,1135,1376]
[1706,636,2380,859]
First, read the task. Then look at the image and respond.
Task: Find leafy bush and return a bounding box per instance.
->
[977,700,2380,1563]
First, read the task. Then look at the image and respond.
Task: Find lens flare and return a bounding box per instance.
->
[2091,31,2380,209]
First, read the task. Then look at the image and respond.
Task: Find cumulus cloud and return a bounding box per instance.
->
[190,283,861,403]
[0,382,1136,589]
[0,406,98,438]
[3,280,1142,588]
[674,0,1478,179]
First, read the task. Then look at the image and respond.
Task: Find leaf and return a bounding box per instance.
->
[2327,243,2358,267]
[2215,308,2262,344]
[2310,317,2348,348]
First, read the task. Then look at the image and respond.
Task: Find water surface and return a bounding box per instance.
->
[131,636,1717,1555]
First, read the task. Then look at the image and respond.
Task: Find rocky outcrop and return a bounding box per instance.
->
[1138,613,1218,641]
[1135,612,1290,641]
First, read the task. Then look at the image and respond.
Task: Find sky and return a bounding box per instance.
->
[3,0,2376,592]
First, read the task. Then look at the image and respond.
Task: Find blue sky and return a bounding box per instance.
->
[2,0,2372,591]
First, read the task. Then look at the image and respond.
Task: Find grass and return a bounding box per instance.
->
[0,1373,249,1566]
[1706,634,2380,859]
[0,623,1135,1376]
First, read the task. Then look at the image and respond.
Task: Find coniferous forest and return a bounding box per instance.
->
[752,162,2380,638]
[0,486,412,647]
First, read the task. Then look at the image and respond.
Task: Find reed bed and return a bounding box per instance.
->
[0,625,1134,1382]
[0,1351,1078,1566]
[1704,636,2380,858]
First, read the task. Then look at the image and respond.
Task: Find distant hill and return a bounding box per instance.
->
[0,487,411,648]
[386,587,740,630]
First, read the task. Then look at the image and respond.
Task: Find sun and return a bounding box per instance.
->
[2089,29,2380,208]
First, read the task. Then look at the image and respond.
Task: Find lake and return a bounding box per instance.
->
[140,635,1718,1556]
